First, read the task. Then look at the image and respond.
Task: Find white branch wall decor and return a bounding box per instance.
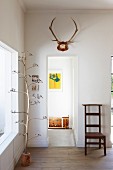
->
[10,52,47,155]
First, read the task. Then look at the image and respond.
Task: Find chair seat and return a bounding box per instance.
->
[85,132,105,138]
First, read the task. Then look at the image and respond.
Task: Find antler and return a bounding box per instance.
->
[49,18,59,42]
[49,18,78,51]
[67,18,78,43]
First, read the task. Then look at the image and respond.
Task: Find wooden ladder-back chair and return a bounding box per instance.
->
[82,104,106,156]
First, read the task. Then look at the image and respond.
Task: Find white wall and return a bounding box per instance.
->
[25,10,113,147]
[48,57,73,128]
[0,0,25,170]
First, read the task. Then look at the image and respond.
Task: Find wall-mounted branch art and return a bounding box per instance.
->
[48,70,62,91]
[10,52,46,167]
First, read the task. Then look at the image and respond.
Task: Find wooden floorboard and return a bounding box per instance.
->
[15,147,113,170]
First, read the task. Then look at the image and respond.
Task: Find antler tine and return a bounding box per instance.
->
[49,17,59,42]
[68,18,78,43]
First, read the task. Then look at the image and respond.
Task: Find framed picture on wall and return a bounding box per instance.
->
[31,75,39,91]
[32,75,39,83]
[48,70,62,91]
[32,84,37,91]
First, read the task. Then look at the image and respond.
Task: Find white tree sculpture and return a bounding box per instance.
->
[10,52,47,166]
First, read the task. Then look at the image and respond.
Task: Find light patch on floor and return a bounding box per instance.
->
[48,129,75,147]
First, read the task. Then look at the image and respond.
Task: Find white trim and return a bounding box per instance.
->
[0,133,11,146]
[0,41,17,53]
[0,134,24,170]
[7,160,14,170]
[0,41,19,149]
[0,133,17,155]
[13,142,25,166]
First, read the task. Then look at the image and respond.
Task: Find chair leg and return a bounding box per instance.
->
[99,138,101,149]
[85,137,87,155]
[104,137,106,156]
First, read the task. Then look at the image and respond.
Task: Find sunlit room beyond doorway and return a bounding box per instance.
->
[47,56,78,147]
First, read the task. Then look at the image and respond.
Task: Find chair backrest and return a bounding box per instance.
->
[83,104,102,133]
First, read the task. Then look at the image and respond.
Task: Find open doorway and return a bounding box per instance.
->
[111,56,113,144]
[47,56,78,147]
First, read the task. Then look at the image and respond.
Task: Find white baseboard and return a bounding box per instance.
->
[0,142,24,170]
[7,159,14,170]
[8,144,24,170]
[13,143,25,167]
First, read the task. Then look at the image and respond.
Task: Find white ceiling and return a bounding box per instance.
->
[19,0,113,11]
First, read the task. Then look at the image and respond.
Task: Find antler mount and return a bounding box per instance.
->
[49,18,78,52]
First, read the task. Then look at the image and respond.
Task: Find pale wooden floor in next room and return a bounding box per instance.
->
[15,147,113,170]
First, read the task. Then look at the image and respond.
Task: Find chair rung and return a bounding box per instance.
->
[86,142,104,145]
[86,124,99,127]
[86,113,99,116]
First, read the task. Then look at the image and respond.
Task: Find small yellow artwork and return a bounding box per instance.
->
[49,72,61,89]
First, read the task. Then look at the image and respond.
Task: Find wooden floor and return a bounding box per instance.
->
[15,147,113,170]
